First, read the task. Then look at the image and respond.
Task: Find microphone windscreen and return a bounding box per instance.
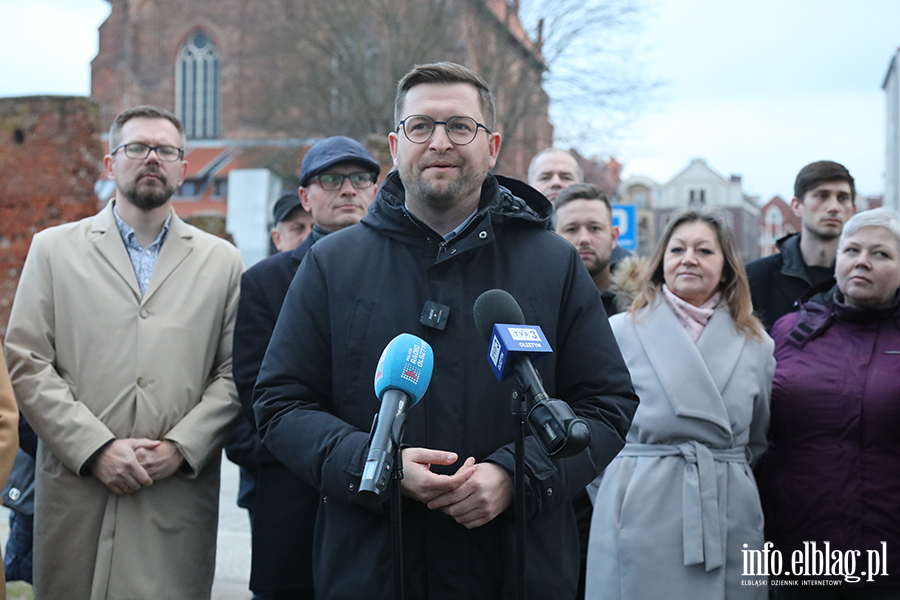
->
[373,333,434,405]
[473,289,526,341]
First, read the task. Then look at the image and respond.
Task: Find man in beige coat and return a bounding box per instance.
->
[5,106,243,600]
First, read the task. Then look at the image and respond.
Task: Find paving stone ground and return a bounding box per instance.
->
[1,453,254,600]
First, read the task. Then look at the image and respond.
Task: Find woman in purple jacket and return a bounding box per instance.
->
[757,207,900,598]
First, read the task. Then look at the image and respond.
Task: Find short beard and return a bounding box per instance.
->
[399,156,486,213]
[585,255,612,276]
[407,176,477,211]
[123,176,175,211]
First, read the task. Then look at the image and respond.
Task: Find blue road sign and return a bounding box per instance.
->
[612,204,636,251]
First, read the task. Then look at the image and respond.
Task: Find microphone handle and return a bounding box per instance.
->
[359,389,408,498]
[515,356,591,458]
[513,356,549,403]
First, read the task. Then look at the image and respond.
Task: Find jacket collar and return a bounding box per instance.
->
[362,171,550,257]
[775,233,812,282]
[288,224,328,263]
[90,201,193,305]
[787,284,900,347]
[633,297,738,437]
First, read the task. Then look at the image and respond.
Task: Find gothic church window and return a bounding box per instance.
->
[176,31,220,139]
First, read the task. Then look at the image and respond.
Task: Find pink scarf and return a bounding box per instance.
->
[662,285,721,343]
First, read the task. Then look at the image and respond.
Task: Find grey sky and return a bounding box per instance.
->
[615,0,899,200]
[1,0,897,201]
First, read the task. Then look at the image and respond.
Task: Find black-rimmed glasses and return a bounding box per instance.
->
[311,172,377,191]
[111,143,184,162]
[397,115,491,145]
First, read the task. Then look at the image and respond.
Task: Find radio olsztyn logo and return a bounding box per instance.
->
[401,343,427,385]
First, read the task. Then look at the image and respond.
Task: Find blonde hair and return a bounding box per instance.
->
[630,209,763,340]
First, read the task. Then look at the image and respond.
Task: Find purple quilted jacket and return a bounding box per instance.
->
[756,286,900,587]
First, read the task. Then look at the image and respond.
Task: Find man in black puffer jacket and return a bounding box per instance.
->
[255,62,638,600]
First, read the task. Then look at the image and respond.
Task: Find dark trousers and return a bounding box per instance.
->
[4,510,33,584]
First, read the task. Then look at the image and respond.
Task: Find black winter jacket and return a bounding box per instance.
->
[746,233,835,330]
[230,227,326,593]
[255,171,638,600]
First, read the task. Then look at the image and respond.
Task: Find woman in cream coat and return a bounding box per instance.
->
[586,209,774,600]
[0,353,19,600]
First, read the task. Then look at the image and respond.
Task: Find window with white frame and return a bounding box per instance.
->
[176,30,220,139]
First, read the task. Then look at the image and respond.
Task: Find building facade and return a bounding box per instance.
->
[757,196,799,258]
[618,174,658,257]
[90,0,552,189]
[631,159,761,261]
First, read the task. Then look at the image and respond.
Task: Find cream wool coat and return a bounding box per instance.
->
[586,298,774,600]
[5,202,243,600]
[0,354,19,600]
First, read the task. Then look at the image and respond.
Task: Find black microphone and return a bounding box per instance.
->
[473,289,591,458]
[359,334,434,500]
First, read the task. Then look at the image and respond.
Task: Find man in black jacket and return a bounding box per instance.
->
[270,191,314,253]
[746,160,855,329]
[554,184,621,317]
[254,62,638,600]
[232,136,379,600]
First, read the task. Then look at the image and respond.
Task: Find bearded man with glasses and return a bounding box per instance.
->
[232,135,379,600]
[254,63,637,600]
[5,105,244,599]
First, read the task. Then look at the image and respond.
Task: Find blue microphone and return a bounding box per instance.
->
[359,333,434,499]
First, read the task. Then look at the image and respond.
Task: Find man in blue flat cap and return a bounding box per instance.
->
[233,136,380,600]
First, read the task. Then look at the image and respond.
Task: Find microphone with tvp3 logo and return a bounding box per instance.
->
[473,289,590,458]
[359,333,434,500]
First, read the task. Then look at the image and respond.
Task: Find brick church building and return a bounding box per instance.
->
[90,0,553,217]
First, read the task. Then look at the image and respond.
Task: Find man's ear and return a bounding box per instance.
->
[299,187,311,212]
[103,154,115,180]
[389,132,399,165]
[486,132,501,170]
[789,196,803,218]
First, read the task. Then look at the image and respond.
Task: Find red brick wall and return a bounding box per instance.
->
[0,96,102,336]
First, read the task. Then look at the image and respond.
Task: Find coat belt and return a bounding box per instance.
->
[618,441,748,572]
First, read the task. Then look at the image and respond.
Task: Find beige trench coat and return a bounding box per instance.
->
[0,353,20,600]
[5,202,243,600]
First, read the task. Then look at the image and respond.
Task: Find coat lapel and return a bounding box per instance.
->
[696,306,746,394]
[89,203,141,301]
[634,299,733,436]
[142,213,193,305]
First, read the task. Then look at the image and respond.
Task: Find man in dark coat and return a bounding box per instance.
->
[551,182,627,600]
[746,160,856,329]
[554,183,622,317]
[232,136,380,600]
[254,62,638,600]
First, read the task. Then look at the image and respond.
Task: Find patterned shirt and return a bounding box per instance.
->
[113,202,171,296]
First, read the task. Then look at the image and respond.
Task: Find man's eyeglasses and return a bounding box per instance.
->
[111,143,184,162]
[311,172,377,191]
[397,115,491,146]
